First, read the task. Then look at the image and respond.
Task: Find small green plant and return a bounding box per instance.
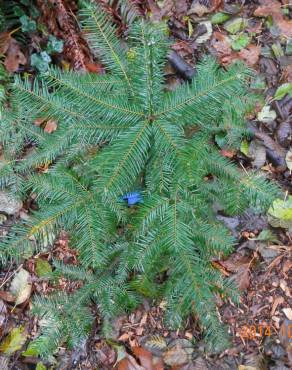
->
[0,1,279,358]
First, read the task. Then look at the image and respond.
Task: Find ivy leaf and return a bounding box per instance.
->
[46,35,64,54]
[10,268,32,305]
[0,326,28,355]
[231,33,250,51]
[20,15,36,32]
[274,83,292,100]
[31,52,51,72]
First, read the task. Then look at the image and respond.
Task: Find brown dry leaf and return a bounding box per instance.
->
[147,0,173,21]
[0,32,12,54]
[163,339,193,367]
[220,254,252,290]
[174,0,188,17]
[254,0,282,19]
[44,119,58,133]
[254,0,292,38]
[85,62,105,74]
[271,296,284,316]
[0,291,16,303]
[117,356,144,370]
[4,38,26,73]
[210,31,238,66]
[283,259,292,275]
[220,149,236,158]
[283,65,292,82]
[238,45,261,67]
[236,265,250,291]
[34,117,46,127]
[188,3,209,17]
[132,347,153,369]
[117,346,162,370]
[277,19,292,38]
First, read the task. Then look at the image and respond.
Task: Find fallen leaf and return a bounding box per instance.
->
[257,105,277,122]
[211,12,230,25]
[85,62,105,74]
[196,21,213,44]
[36,363,47,370]
[0,291,16,303]
[283,308,292,320]
[132,347,153,369]
[0,326,28,355]
[34,117,46,126]
[285,150,292,171]
[268,196,292,228]
[253,0,282,19]
[44,119,57,133]
[236,265,250,290]
[224,17,248,34]
[188,3,209,17]
[163,339,193,367]
[4,38,26,73]
[211,31,232,61]
[220,149,236,158]
[274,83,292,100]
[35,258,52,277]
[0,32,12,54]
[10,268,32,305]
[238,45,261,66]
[240,140,249,156]
[248,140,266,169]
[271,296,284,316]
[277,19,292,38]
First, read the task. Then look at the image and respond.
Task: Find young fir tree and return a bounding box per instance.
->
[0,1,279,357]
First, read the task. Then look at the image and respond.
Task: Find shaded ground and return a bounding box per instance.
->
[0,0,291,369]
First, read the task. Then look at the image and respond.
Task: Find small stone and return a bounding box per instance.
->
[0,192,22,215]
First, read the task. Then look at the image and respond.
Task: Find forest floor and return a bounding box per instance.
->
[0,0,291,369]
